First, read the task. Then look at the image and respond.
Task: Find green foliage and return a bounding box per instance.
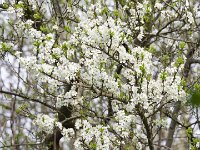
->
[99,127,104,133]
[16,103,28,114]
[109,30,115,37]
[33,40,41,47]
[40,25,49,33]
[62,43,68,50]
[179,42,186,49]
[161,55,170,66]
[16,103,35,119]
[114,72,121,79]
[160,71,168,81]
[139,64,146,75]
[113,9,121,18]
[46,35,52,41]
[148,45,158,56]
[0,42,16,58]
[2,3,9,9]
[85,0,89,5]
[118,80,122,88]
[186,127,193,137]
[140,53,144,61]
[64,26,72,33]
[51,53,60,60]
[14,2,25,9]
[186,127,200,150]
[118,0,126,6]
[68,0,72,7]
[170,2,177,7]
[119,92,124,99]
[101,6,109,15]
[149,45,156,53]
[99,61,105,70]
[120,32,126,41]
[33,12,42,20]
[1,42,13,53]
[143,13,151,24]
[89,141,97,149]
[188,83,200,106]
[146,73,152,81]
[180,79,187,88]
[174,56,184,67]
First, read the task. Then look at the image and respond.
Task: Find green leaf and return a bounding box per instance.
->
[33,12,42,20]
[186,127,192,137]
[118,81,122,88]
[114,72,121,79]
[113,9,122,18]
[141,53,145,61]
[161,55,170,66]
[16,103,28,114]
[101,7,109,15]
[143,15,150,23]
[160,71,168,81]
[99,127,104,133]
[119,92,124,99]
[40,25,49,33]
[89,141,97,149]
[2,3,9,9]
[146,73,152,81]
[174,56,184,67]
[68,0,72,7]
[179,42,186,49]
[33,40,41,47]
[121,32,126,41]
[46,35,52,41]
[139,64,146,75]
[109,30,114,37]
[64,26,72,33]
[1,42,12,52]
[189,84,200,106]
[100,61,105,70]
[118,0,126,6]
[85,0,89,5]
[42,116,45,122]
[62,43,68,50]
[14,3,24,9]
[51,53,60,59]
[180,79,186,87]
[148,45,157,54]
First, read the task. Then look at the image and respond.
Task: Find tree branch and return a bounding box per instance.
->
[0,90,57,111]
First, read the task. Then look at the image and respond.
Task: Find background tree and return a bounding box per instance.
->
[0,0,199,150]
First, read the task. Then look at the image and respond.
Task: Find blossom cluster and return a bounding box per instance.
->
[34,114,75,141]
[3,0,199,149]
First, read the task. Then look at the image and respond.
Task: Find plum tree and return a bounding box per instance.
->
[0,0,199,149]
